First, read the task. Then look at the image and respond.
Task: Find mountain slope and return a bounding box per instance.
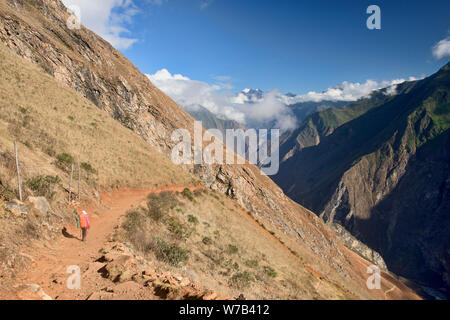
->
[0,40,356,300]
[274,63,450,293]
[288,100,350,127]
[187,106,245,135]
[279,85,416,162]
[0,0,423,299]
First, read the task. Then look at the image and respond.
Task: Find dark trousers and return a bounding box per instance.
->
[81,228,87,242]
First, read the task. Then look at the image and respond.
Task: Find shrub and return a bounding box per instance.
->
[25,175,61,199]
[0,181,15,202]
[263,266,277,278]
[56,152,74,172]
[202,237,213,245]
[245,259,259,269]
[147,191,180,221]
[123,209,143,233]
[193,189,205,197]
[227,244,239,254]
[167,217,190,240]
[181,188,194,201]
[153,238,189,267]
[81,162,97,174]
[68,115,75,121]
[230,271,254,289]
[187,214,199,225]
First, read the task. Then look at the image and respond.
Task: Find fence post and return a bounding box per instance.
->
[14,142,23,202]
[69,163,74,204]
[77,162,80,201]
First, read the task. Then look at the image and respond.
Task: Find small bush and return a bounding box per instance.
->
[56,152,74,172]
[245,259,259,269]
[68,115,75,121]
[202,237,213,245]
[167,217,190,240]
[181,188,194,202]
[187,214,199,225]
[0,182,15,202]
[25,175,61,199]
[153,238,189,267]
[81,162,97,174]
[227,244,239,254]
[263,266,277,278]
[230,271,254,289]
[123,209,143,233]
[147,191,180,221]
[193,189,205,197]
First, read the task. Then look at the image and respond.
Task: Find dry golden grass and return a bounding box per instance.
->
[0,41,197,198]
[116,189,353,300]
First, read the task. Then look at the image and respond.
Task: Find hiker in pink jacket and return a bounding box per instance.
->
[78,210,91,242]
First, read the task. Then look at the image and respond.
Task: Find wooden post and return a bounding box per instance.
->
[69,163,74,203]
[14,142,23,202]
[77,162,80,201]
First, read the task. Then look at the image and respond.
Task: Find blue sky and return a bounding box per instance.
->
[63,0,450,128]
[117,0,450,94]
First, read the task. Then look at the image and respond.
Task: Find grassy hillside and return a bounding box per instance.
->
[115,188,347,299]
[0,41,385,300]
[0,42,196,198]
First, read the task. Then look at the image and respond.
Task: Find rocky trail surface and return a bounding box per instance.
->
[3,185,233,300]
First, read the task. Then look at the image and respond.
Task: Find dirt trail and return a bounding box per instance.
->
[10,185,205,300]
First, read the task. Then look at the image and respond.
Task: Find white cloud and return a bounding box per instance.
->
[283,77,422,104]
[62,0,149,49]
[432,37,450,60]
[147,69,422,131]
[147,69,296,130]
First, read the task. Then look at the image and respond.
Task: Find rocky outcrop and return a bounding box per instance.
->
[5,199,28,216]
[26,196,50,217]
[331,223,387,270]
[90,242,232,300]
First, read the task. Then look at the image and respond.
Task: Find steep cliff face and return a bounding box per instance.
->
[0,0,301,251]
[0,0,414,299]
[0,0,191,154]
[274,63,450,293]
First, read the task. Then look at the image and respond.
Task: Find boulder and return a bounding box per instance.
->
[100,255,139,283]
[26,196,50,216]
[16,284,52,300]
[6,200,29,216]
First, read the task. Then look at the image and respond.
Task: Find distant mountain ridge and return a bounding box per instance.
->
[279,83,417,162]
[187,106,245,134]
[273,63,450,294]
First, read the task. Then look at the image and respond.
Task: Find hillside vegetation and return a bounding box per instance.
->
[0,41,385,300]
[274,63,450,293]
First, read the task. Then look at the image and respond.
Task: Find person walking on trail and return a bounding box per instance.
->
[78,210,91,242]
